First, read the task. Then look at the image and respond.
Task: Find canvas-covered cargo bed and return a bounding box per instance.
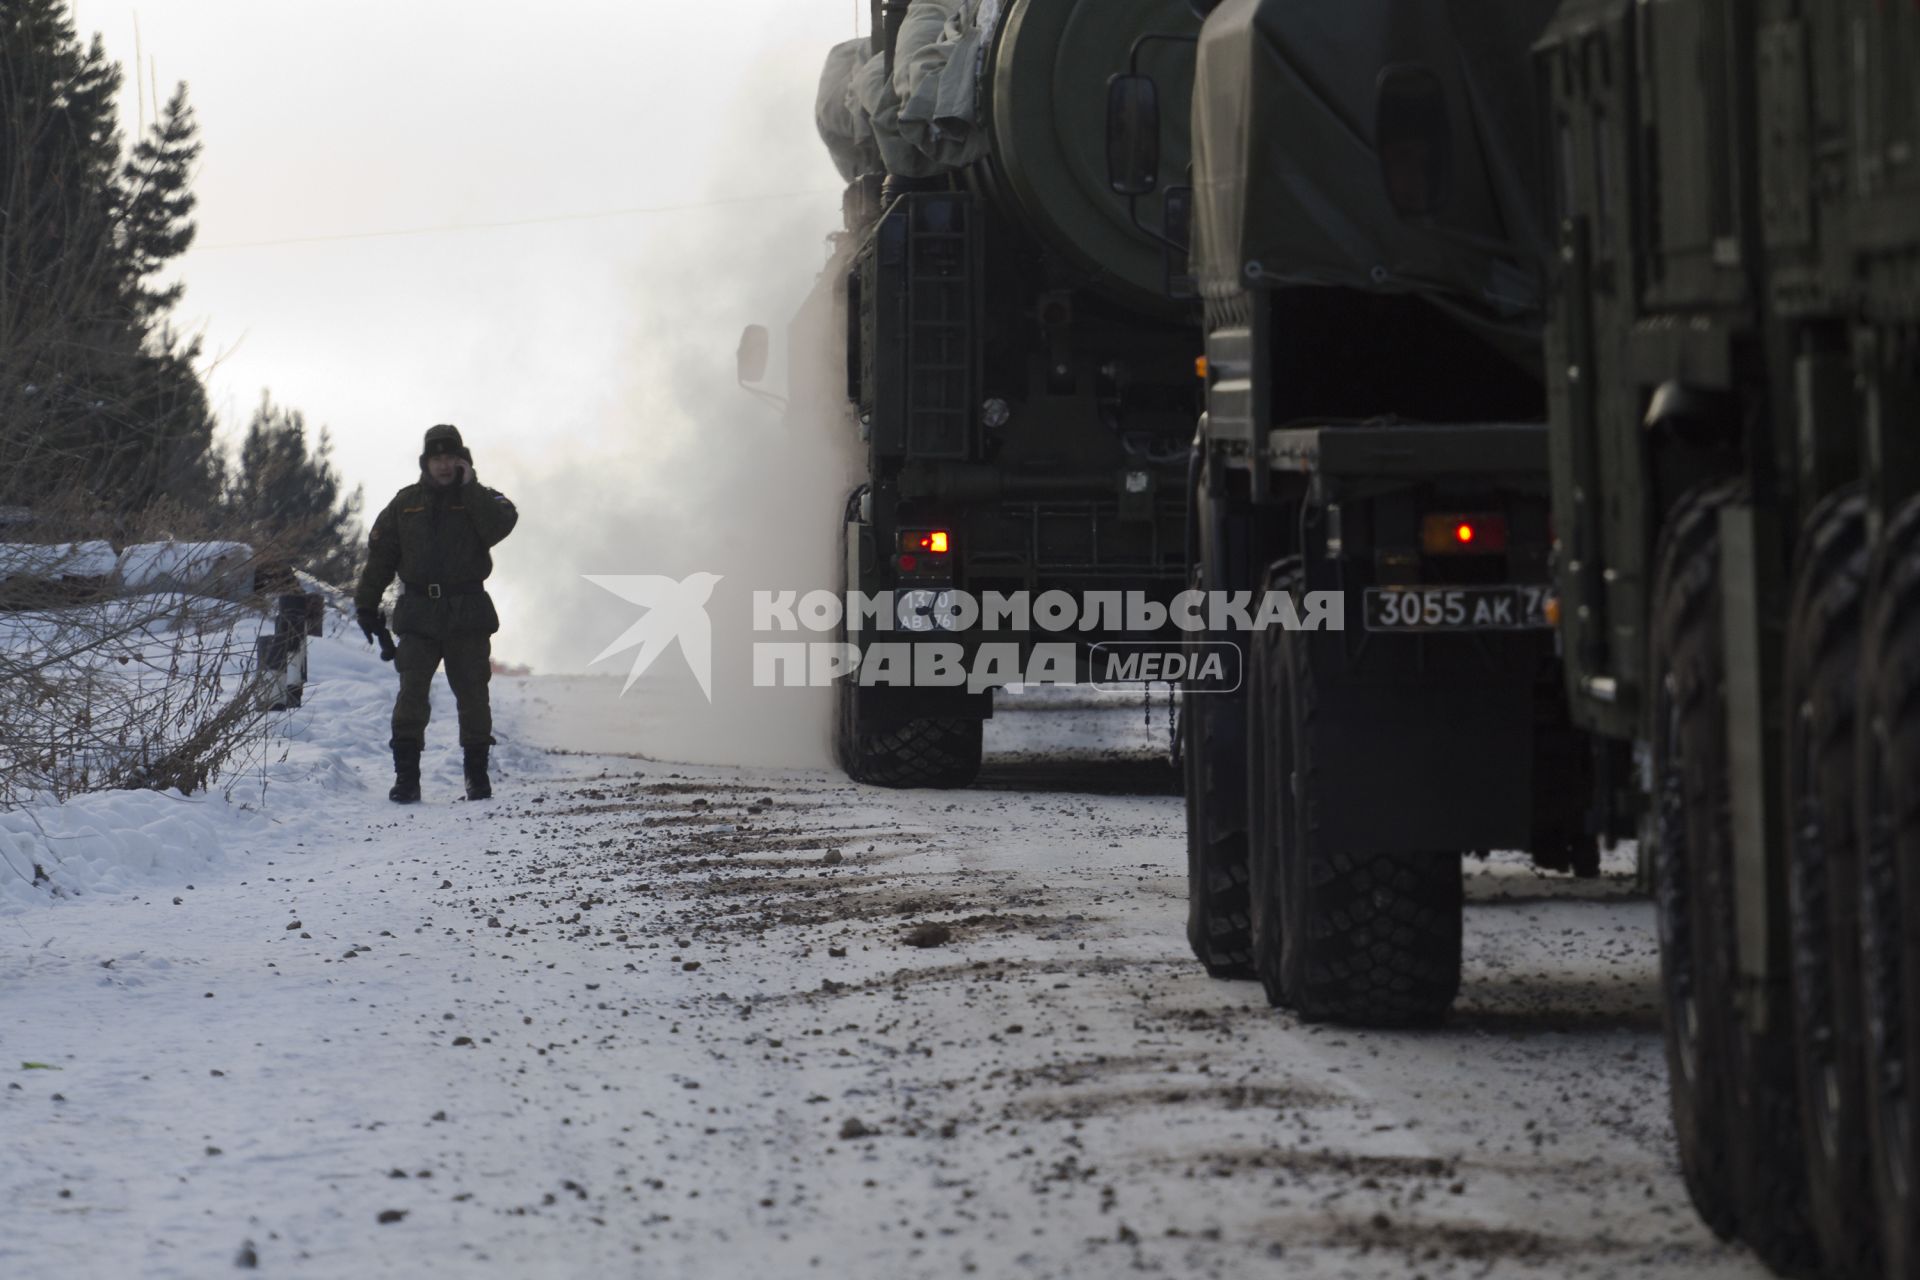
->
[1190,0,1558,329]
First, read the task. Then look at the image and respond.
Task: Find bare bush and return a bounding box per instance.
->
[0,6,339,814]
[0,496,317,810]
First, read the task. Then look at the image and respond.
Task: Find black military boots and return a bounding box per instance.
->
[388,742,488,802]
[389,742,422,804]
[463,746,491,801]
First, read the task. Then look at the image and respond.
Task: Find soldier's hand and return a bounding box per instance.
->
[356,608,384,644]
[456,459,472,485]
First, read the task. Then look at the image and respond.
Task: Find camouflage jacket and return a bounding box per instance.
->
[354,471,518,637]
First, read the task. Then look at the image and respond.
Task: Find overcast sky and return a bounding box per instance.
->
[84,0,865,675]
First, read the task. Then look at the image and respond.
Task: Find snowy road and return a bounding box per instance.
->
[3,653,1774,1278]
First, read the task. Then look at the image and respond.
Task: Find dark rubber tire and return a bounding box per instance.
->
[1182,488,1263,981]
[1245,563,1293,1007]
[1182,686,1253,978]
[839,703,983,789]
[1258,567,1461,1027]
[1650,481,1821,1273]
[1859,495,1920,1280]
[1784,486,1880,1280]
[831,490,983,791]
[1648,483,1745,1244]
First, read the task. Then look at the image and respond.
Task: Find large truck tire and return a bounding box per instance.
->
[1783,486,1881,1280]
[837,701,983,789]
[1650,482,1820,1273]
[1182,482,1263,980]
[1649,485,1746,1243]
[1244,563,1290,1007]
[1181,688,1254,977]
[1859,496,1920,1280]
[1252,565,1461,1026]
[831,641,983,789]
[833,496,984,791]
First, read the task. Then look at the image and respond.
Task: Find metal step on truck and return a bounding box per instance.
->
[1112,0,1609,1028]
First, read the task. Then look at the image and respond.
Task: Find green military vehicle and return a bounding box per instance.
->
[1113,0,1918,1271]
[790,0,1211,788]
[1536,2,1919,1275]
[1112,0,1604,1026]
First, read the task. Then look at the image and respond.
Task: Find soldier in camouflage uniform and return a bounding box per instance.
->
[355,424,518,802]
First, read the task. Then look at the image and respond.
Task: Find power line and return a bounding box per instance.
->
[196,188,842,252]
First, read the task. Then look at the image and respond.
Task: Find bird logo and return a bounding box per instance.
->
[584,572,724,701]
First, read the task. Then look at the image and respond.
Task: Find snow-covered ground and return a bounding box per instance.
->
[2,629,1772,1278]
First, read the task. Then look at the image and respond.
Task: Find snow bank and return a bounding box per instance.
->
[0,788,243,910]
[0,540,118,581]
[0,539,263,600]
[0,605,537,913]
[115,539,257,596]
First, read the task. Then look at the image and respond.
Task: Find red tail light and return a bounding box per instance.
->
[899,530,952,555]
[1422,513,1507,555]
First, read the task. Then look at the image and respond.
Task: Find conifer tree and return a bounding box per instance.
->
[122,85,201,319]
[0,0,217,516]
[227,395,365,587]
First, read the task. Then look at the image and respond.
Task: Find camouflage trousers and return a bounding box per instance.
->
[391,631,493,750]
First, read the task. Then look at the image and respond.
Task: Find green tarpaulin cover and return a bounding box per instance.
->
[1191,0,1558,329]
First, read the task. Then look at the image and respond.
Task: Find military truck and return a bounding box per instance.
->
[787,0,1208,789]
[1533,3,1919,1275]
[1110,0,1603,1027]
[1101,0,1918,1270]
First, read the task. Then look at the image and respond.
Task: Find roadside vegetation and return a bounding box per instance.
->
[0,1,359,808]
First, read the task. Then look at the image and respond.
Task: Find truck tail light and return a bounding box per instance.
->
[1422,513,1507,555]
[897,529,952,574]
[900,530,951,555]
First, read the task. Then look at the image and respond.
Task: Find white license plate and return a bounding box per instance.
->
[1364,585,1550,632]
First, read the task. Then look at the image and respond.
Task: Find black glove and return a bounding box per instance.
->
[357,608,384,644]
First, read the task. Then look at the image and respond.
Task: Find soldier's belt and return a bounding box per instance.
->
[402,580,485,599]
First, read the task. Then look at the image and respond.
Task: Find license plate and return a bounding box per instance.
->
[1364,585,1551,632]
